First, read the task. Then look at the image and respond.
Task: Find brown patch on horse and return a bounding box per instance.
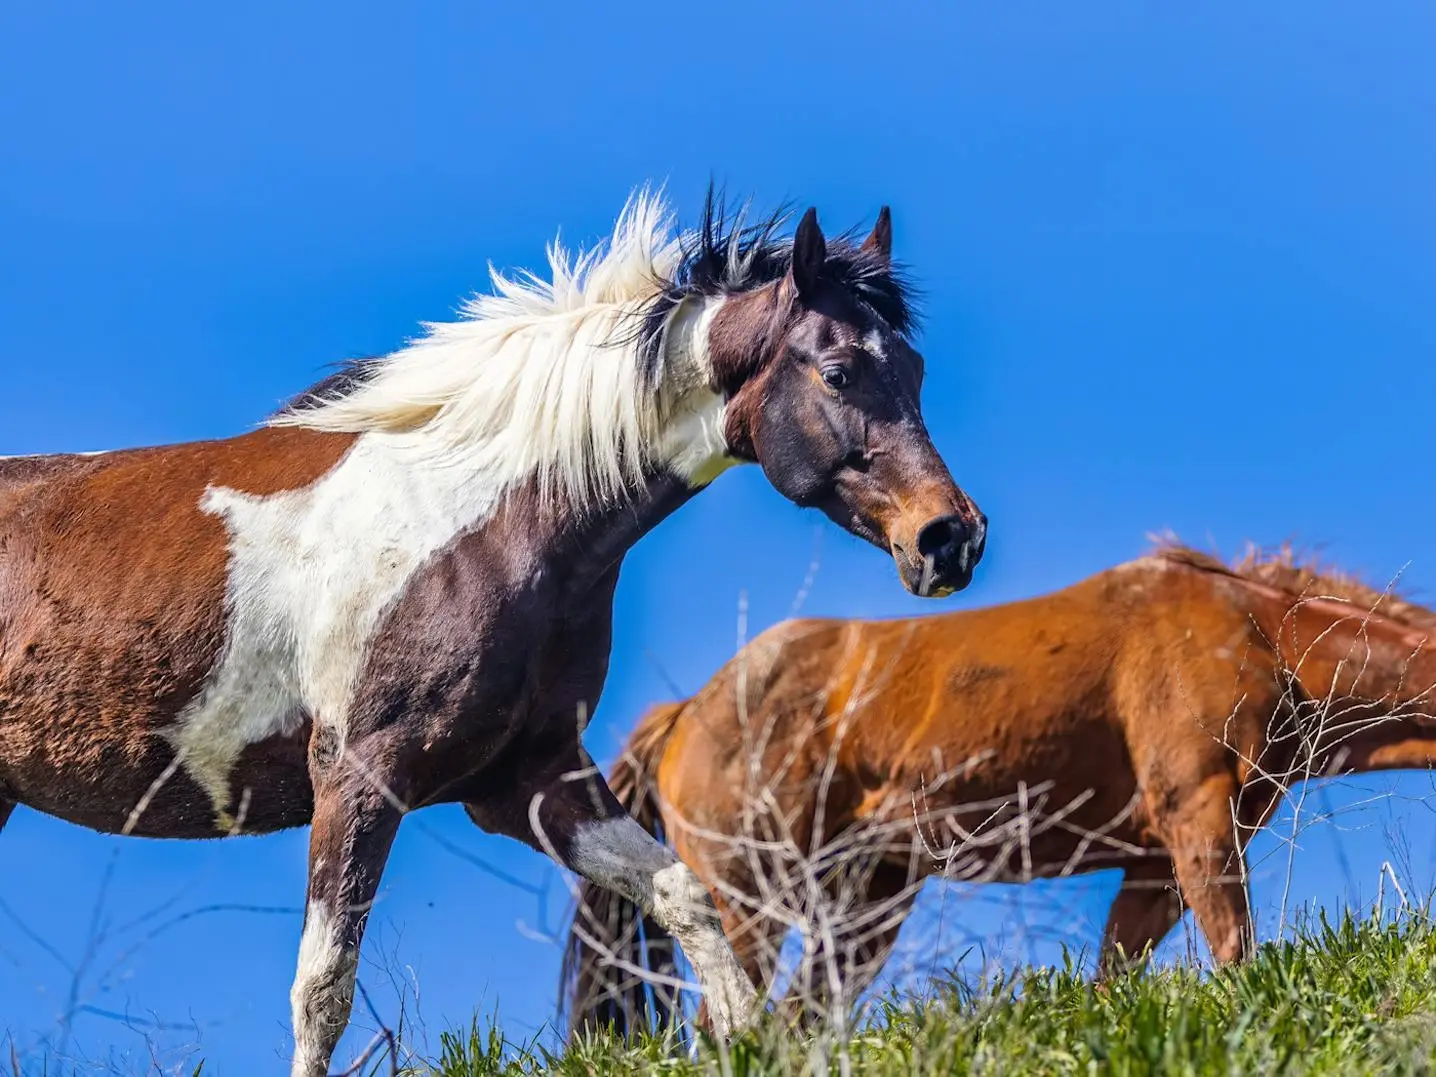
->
[706,287,784,407]
[0,427,355,836]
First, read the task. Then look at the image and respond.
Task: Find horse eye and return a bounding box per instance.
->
[822,367,850,391]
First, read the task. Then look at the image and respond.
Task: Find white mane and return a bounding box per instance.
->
[271,188,720,510]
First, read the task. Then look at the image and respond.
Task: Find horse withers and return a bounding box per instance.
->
[0,190,984,1075]
[563,541,1436,1034]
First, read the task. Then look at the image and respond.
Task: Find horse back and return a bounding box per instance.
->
[652,558,1276,853]
[0,428,355,665]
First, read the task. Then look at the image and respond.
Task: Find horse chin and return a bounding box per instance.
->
[894,553,972,597]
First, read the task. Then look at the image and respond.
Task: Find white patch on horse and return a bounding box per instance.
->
[661,390,736,488]
[657,297,739,487]
[570,815,757,1037]
[290,901,356,1077]
[169,432,507,825]
[863,328,888,360]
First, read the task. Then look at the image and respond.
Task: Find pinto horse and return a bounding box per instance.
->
[563,541,1436,1036]
[0,191,986,1076]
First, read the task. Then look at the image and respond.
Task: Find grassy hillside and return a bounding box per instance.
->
[418,910,1436,1076]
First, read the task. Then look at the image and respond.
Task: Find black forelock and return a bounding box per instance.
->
[635,185,921,381]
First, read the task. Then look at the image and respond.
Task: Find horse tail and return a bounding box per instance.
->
[560,700,688,1042]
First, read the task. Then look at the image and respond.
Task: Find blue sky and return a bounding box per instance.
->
[3,2,1435,1072]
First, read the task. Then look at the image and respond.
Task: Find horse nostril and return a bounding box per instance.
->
[916,515,967,563]
[970,513,989,556]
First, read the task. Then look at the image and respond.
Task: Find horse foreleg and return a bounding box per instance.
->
[289,748,403,1077]
[0,799,13,834]
[1098,859,1184,977]
[466,752,758,1039]
[1152,774,1252,965]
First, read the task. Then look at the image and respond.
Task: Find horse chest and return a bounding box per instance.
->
[380,576,617,763]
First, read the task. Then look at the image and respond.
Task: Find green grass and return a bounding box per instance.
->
[414,910,1436,1076]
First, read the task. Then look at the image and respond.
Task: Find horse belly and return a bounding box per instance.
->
[905,762,1148,884]
[0,573,310,836]
[1,718,314,838]
[991,779,1148,882]
[209,727,316,835]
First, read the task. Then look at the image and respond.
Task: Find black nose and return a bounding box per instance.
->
[916,513,986,591]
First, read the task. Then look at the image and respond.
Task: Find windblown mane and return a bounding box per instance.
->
[1150,535,1436,631]
[271,187,917,511]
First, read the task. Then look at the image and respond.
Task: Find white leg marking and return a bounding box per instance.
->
[290,902,358,1077]
[570,815,757,1037]
[651,861,757,1035]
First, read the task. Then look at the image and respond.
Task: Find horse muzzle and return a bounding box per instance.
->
[893,511,987,596]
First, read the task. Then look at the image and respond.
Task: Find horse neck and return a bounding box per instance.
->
[359,291,731,596]
[492,469,702,598]
[1247,587,1436,774]
[520,301,735,591]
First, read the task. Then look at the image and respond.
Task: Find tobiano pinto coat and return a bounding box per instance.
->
[563,542,1436,1035]
[0,189,986,1076]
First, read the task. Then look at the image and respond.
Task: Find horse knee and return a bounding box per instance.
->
[651,860,721,931]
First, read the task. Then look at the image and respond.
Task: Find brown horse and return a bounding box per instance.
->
[0,190,986,1076]
[564,540,1436,1036]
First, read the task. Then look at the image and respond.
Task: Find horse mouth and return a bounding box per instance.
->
[893,550,977,597]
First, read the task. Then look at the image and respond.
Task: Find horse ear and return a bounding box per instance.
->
[861,206,892,264]
[791,207,826,299]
